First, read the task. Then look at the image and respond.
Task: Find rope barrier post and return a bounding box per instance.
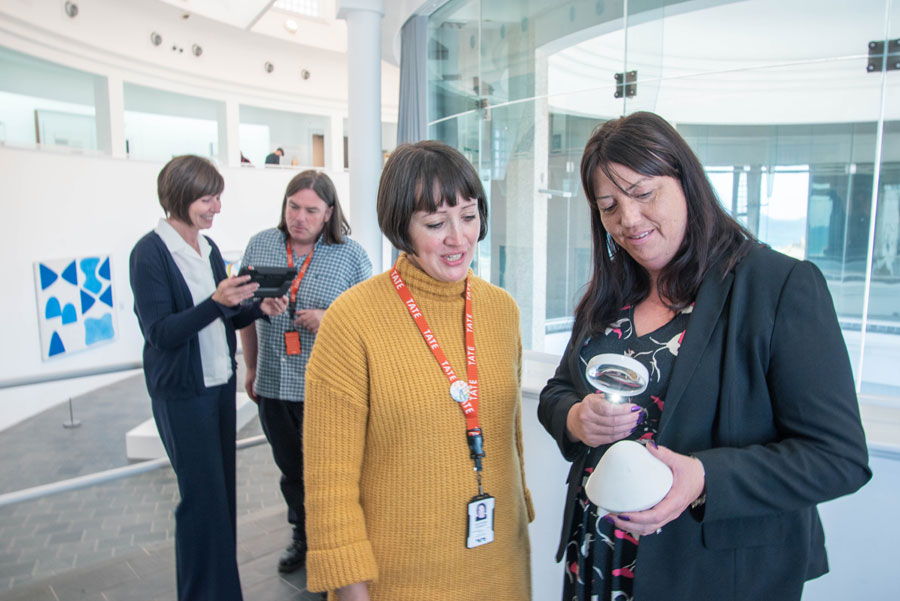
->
[62,397,81,429]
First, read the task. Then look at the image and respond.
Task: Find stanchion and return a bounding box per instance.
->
[62,397,81,428]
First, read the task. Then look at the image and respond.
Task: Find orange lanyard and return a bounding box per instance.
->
[390,263,485,476]
[286,240,313,310]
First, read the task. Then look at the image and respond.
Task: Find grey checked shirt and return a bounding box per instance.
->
[241,227,372,401]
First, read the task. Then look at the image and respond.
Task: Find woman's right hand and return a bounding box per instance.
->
[211,275,259,307]
[565,393,643,446]
[336,582,370,601]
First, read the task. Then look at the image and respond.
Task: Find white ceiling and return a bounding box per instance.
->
[151,0,424,64]
[157,0,277,30]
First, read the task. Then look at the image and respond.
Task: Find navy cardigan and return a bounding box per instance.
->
[130,231,263,401]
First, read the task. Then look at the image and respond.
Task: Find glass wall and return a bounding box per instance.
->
[123,83,222,162]
[239,105,330,167]
[426,0,900,397]
[0,46,102,151]
[0,44,379,171]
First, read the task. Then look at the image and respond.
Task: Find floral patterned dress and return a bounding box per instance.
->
[562,304,692,601]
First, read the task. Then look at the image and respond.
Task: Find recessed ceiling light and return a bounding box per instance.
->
[264,62,274,73]
[64,1,78,18]
[284,19,299,34]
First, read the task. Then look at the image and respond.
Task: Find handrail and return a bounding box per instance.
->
[0,434,267,508]
[0,350,252,389]
[0,362,142,390]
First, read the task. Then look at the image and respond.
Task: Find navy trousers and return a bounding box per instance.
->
[257,396,306,542]
[152,377,243,601]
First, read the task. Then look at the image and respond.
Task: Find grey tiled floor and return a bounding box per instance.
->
[0,372,322,600]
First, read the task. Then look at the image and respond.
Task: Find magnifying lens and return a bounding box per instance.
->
[585,353,649,403]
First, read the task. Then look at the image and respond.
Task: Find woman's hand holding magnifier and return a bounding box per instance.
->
[566,395,644,446]
[569,353,649,445]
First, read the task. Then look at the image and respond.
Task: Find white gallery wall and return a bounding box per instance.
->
[0,145,351,384]
[0,0,397,393]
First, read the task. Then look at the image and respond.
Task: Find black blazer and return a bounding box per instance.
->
[538,245,871,601]
[130,231,262,401]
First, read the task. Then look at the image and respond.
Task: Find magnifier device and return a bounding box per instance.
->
[584,353,649,403]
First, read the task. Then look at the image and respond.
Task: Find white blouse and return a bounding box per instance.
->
[155,219,232,388]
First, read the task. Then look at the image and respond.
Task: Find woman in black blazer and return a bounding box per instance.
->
[130,155,286,601]
[538,112,871,601]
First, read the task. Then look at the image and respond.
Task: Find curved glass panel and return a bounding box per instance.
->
[428,0,482,123]
[860,0,900,397]
[427,0,900,398]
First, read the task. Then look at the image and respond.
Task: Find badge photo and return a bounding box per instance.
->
[466,494,495,549]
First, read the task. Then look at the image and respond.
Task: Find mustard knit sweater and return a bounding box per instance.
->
[304,253,533,601]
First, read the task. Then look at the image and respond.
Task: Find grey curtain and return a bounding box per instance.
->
[397,14,427,145]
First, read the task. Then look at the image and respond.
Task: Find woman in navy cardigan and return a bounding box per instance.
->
[539,113,870,601]
[130,155,287,601]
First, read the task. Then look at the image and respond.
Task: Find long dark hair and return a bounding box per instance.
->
[575,111,757,335]
[277,170,350,245]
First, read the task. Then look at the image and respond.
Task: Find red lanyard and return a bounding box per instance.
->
[391,263,485,475]
[286,240,313,307]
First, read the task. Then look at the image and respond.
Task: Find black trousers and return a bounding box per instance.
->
[257,396,306,542]
[152,377,242,601]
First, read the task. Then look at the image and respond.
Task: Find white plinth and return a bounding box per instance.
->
[125,392,258,460]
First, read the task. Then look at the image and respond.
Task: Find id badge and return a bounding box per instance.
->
[466,494,494,549]
[284,331,301,356]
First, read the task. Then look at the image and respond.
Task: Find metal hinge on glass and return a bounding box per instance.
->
[614,71,637,98]
[867,39,900,73]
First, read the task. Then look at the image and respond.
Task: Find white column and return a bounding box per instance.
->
[94,75,125,158]
[337,0,384,271]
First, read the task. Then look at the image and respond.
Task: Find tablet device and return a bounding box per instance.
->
[238,266,296,299]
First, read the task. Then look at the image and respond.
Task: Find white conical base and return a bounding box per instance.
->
[585,440,673,514]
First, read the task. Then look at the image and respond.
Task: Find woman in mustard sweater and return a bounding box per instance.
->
[303,141,533,601]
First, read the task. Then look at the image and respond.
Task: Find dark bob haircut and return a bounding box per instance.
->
[157,155,224,224]
[576,111,757,334]
[278,170,350,245]
[377,140,487,254]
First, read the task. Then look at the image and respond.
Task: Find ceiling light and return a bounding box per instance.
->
[264,62,274,73]
[300,69,310,80]
[192,44,202,57]
[64,1,78,18]
[284,19,299,34]
[150,32,162,46]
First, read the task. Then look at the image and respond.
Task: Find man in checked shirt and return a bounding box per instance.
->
[240,170,371,574]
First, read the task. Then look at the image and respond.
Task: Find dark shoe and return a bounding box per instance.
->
[277,539,307,573]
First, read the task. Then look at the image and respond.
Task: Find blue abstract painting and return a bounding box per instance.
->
[33,255,117,360]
